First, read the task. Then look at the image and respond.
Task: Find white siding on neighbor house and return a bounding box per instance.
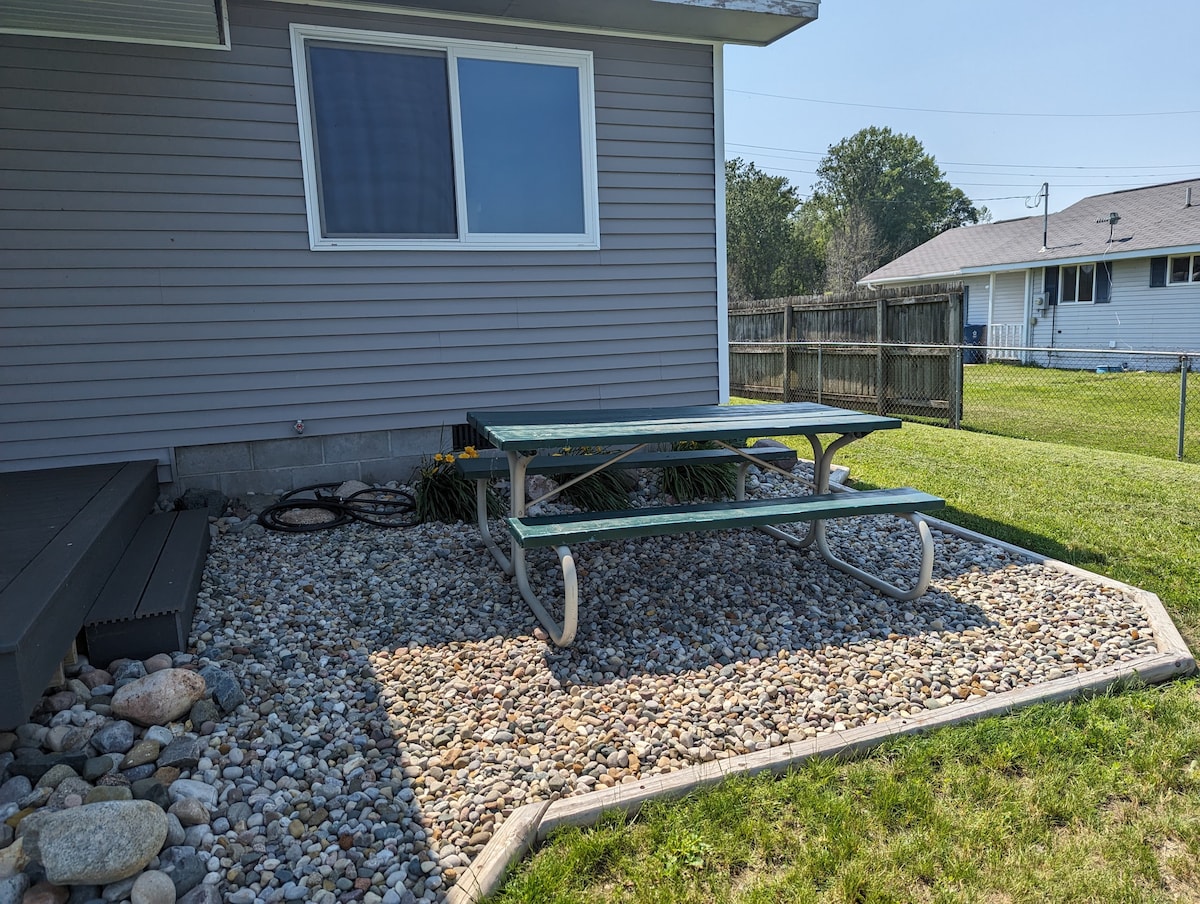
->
[1027,258,1200,354]
[991,271,1026,326]
[963,276,990,325]
[0,1,721,472]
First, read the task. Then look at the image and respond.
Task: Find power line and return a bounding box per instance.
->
[724,88,1200,118]
[725,142,1200,174]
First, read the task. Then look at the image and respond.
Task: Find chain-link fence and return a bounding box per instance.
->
[729,341,1197,463]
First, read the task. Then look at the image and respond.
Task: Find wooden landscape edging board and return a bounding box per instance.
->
[443,511,1196,904]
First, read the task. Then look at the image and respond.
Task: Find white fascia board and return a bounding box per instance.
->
[961,242,1200,275]
[857,269,963,287]
[265,0,813,45]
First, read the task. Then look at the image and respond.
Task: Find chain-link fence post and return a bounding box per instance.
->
[816,343,823,405]
[1180,355,1190,462]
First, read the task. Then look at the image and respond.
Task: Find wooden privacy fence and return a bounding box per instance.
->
[729,284,966,426]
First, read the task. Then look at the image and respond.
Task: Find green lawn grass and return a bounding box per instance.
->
[490,415,1200,904]
[962,363,1198,462]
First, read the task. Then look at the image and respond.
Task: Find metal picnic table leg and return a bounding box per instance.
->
[812,512,936,601]
[507,450,580,647]
[809,433,937,600]
[475,477,513,576]
[732,432,936,599]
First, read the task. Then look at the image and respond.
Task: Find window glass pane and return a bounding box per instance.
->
[1191,255,1200,282]
[1078,263,1094,302]
[1062,266,1077,302]
[1170,256,1190,283]
[308,43,457,237]
[457,57,585,235]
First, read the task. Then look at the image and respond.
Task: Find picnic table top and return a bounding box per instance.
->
[467,402,900,450]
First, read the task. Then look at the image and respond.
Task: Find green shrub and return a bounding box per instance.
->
[660,440,736,501]
[549,446,633,511]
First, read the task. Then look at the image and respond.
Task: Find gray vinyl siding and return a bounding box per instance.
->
[0,1,719,472]
[1027,259,1200,354]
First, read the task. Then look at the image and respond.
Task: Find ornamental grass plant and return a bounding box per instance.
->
[659,440,737,501]
[413,447,503,524]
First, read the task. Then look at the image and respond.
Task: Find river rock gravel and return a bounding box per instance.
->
[1,463,1157,904]
[176,463,1157,902]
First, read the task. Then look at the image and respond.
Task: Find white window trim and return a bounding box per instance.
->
[290,23,600,251]
[1167,253,1200,284]
[1059,262,1098,305]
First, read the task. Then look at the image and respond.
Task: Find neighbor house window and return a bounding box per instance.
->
[290,24,599,250]
[1060,263,1095,303]
[1168,254,1200,284]
[1044,262,1112,304]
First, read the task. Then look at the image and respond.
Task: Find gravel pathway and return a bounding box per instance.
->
[189,465,1155,902]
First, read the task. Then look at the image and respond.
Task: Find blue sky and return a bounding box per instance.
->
[723,0,1199,223]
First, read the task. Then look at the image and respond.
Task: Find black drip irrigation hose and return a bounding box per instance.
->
[258,482,420,532]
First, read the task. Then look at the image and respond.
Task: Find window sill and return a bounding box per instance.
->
[310,236,601,252]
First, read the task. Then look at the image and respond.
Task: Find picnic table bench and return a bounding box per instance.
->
[466,404,944,646]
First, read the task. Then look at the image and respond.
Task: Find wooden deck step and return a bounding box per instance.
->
[83,510,211,667]
[0,461,158,730]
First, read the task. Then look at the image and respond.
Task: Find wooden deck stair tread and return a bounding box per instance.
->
[83,509,211,665]
[0,461,160,729]
[507,488,944,548]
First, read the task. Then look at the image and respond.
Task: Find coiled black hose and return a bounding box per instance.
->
[258,483,419,532]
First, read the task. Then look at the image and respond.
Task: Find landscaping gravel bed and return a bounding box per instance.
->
[185,465,1155,901]
[1,464,1157,904]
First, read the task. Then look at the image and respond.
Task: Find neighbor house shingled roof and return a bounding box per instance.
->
[861,178,1200,284]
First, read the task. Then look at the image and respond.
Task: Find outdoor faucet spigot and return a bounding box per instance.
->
[294,419,305,434]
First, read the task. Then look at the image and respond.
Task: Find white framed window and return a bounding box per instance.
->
[1168,254,1200,284]
[1060,263,1096,303]
[290,24,600,251]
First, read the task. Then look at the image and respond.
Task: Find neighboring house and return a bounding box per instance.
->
[859,179,1200,365]
[0,0,818,493]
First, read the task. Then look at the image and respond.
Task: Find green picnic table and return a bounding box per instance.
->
[466,403,943,646]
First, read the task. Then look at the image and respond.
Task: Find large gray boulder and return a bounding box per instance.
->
[32,800,168,885]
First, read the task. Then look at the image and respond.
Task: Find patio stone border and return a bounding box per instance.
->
[444,512,1196,904]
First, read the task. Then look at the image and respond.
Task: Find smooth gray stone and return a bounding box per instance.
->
[0,775,32,807]
[0,874,30,904]
[36,800,168,885]
[91,721,137,756]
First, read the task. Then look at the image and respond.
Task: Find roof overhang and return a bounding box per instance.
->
[0,0,816,48]
[369,0,820,45]
[0,0,229,48]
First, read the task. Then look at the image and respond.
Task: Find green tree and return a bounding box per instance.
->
[807,126,988,288]
[725,158,822,301]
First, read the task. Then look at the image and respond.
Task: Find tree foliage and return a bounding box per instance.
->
[724,158,796,301]
[725,129,987,298]
[808,126,988,288]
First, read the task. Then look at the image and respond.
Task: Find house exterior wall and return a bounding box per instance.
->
[0,1,721,489]
[1027,257,1200,361]
[991,271,1026,326]
[963,276,990,325]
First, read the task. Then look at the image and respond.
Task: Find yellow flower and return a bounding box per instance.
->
[463,446,478,459]
[433,453,447,463]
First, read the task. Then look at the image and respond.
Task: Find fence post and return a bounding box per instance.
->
[816,344,823,405]
[875,295,885,415]
[782,301,793,402]
[1180,355,1190,462]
